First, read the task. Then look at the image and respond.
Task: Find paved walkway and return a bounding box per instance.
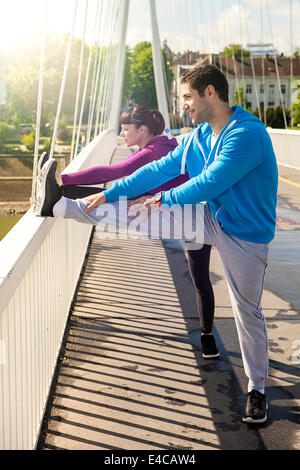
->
[37,147,300,451]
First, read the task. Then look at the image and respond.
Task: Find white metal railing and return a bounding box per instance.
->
[0,129,117,450]
[268,128,300,170]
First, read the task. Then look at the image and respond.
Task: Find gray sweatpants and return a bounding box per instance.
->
[56,196,269,391]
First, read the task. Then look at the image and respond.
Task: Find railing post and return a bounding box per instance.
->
[108,0,130,133]
[149,0,171,131]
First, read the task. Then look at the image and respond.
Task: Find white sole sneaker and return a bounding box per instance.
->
[37,151,49,178]
[33,158,61,217]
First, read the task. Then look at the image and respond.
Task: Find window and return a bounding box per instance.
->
[246,84,252,94]
[281,85,286,94]
[260,84,264,94]
[269,84,275,95]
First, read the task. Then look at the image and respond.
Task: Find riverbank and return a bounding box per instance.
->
[0,201,30,215]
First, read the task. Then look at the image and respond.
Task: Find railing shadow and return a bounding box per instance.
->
[37,235,299,451]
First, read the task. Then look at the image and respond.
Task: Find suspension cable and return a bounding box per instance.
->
[31,0,48,203]
[97,0,120,135]
[70,0,89,161]
[49,0,79,160]
[265,0,287,128]
[290,0,294,129]
[242,0,261,119]
[74,0,101,156]
[238,0,246,108]
[94,0,116,137]
[86,0,106,144]
[260,0,266,125]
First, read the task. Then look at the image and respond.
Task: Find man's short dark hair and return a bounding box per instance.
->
[181,65,229,103]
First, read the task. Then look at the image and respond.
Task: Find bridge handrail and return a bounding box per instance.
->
[267,128,300,170]
[0,129,117,450]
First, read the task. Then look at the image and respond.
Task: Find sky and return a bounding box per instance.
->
[0,0,299,55]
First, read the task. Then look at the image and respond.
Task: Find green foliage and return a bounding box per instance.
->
[293,48,300,58]
[122,41,173,110]
[0,121,12,149]
[222,44,250,58]
[0,32,92,128]
[57,127,70,142]
[266,106,290,128]
[291,79,300,126]
[43,138,51,152]
[21,131,35,150]
[232,82,245,107]
[127,41,158,108]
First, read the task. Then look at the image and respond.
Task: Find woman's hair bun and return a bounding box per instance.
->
[120,105,165,136]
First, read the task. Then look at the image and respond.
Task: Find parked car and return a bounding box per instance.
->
[19,124,33,136]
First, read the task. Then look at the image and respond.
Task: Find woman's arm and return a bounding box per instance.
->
[61,147,165,186]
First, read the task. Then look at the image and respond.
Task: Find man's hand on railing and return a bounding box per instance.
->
[84,192,107,213]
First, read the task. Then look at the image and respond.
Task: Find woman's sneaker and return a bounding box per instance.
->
[201,334,220,359]
[242,390,268,424]
[33,158,62,217]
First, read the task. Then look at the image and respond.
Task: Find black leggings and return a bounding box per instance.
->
[62,184,215,333]
[186,244,215,334]
[62,184,104,199]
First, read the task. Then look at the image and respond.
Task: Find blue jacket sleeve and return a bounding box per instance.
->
[161,130,264,206]
[103,138,186,201]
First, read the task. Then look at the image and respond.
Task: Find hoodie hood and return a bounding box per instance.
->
[145,135,178,151]
[180,105,266,175]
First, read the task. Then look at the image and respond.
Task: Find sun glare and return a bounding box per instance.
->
[0,1,44,51]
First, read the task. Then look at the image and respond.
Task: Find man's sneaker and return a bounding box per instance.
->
[33,158,62,217]
[201,334,220,359]
[242,390,268,424]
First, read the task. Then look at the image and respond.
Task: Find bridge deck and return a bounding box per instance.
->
[37,146,300,451]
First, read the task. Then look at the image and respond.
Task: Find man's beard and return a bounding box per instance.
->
[194,106,214,125]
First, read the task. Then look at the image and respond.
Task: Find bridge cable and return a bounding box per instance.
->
[70,0,89,161]
[31,0,48,203]
[74,0,101,155]
[260,0,267,125]
[49,0,79,160]
[265,0,288,128]
[86,0,107,144]
[96,0,120,136]
[290,0,294,129]
[241,0,262,120]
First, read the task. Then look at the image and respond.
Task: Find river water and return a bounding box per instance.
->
[0,214,23,241]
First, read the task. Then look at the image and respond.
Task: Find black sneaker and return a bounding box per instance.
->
[242,390,268,424]
[201,334,220,359]
[33,158,62,217]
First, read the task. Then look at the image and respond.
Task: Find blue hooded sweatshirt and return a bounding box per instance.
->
[104,105,278,244]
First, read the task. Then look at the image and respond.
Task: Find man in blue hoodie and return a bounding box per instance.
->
[34,65,278,424]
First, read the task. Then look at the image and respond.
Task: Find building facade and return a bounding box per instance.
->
[167,51,300,125]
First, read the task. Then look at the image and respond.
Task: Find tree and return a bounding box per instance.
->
[293,48,300,58]
[232,82,245,107]
[222,44,250,58]
[123,41,173,110]
[0,121,11,150]
[266,106,290,128]
[291,78,300,127]
[1,33,92,128]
